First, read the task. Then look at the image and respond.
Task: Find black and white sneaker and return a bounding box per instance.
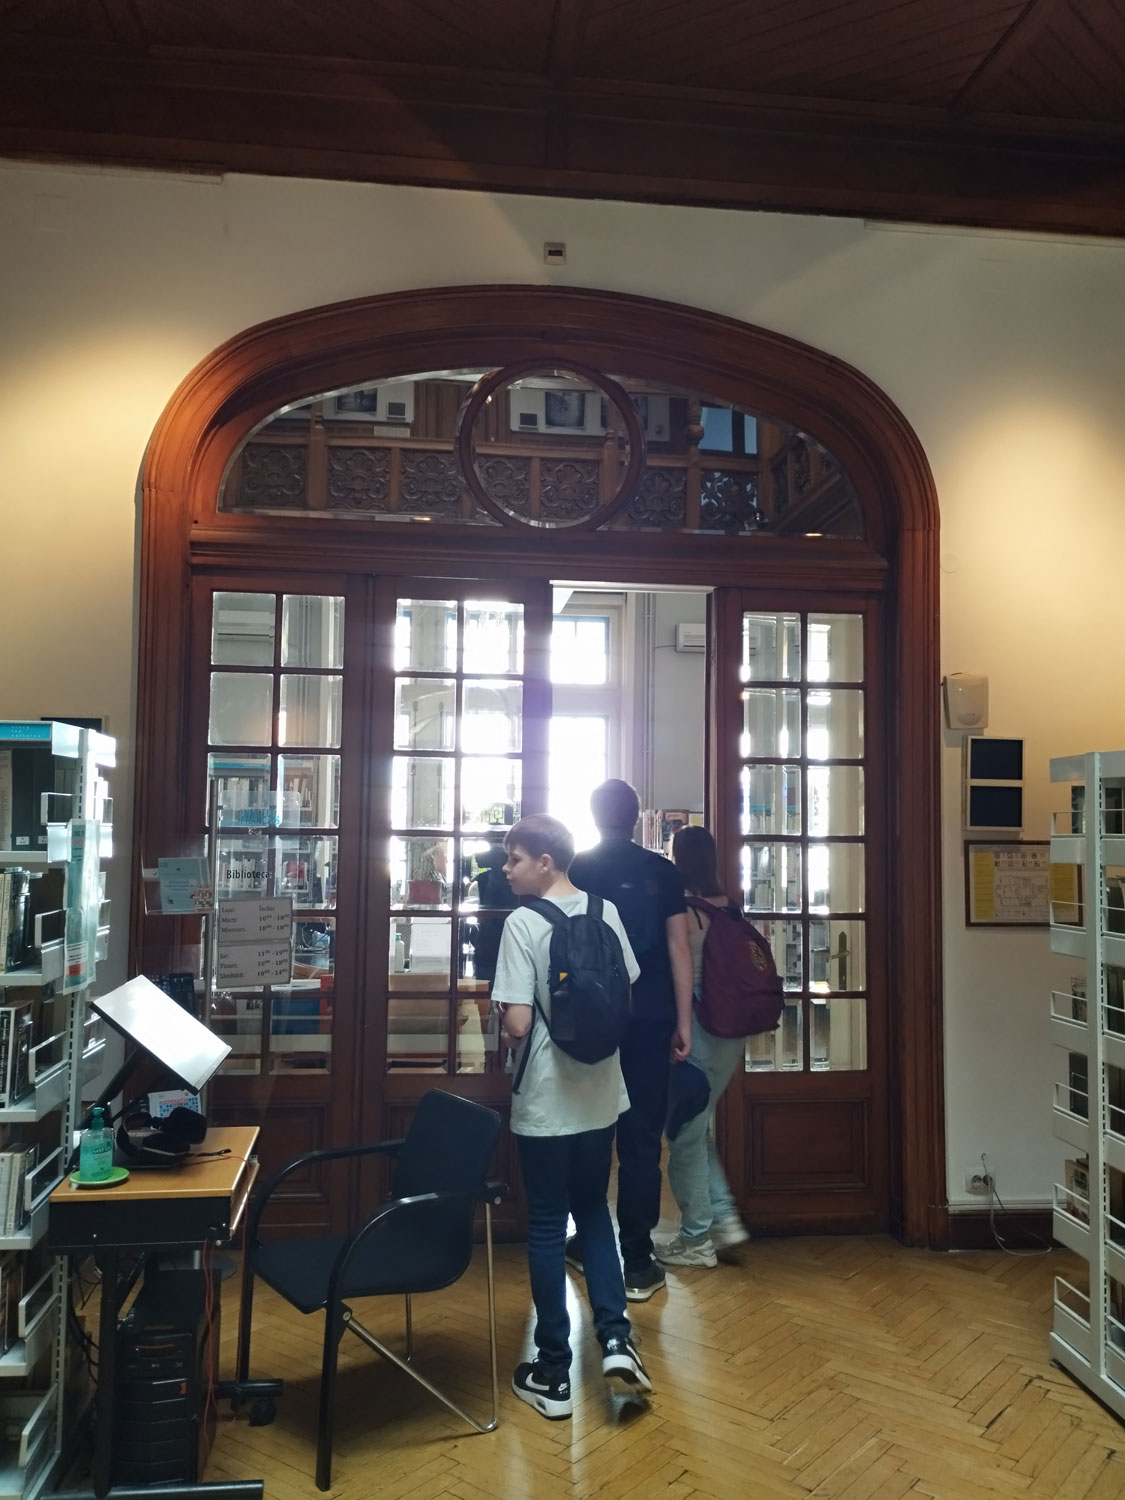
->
[512,1361,573,1420]
[623,1258,666,1301]
[564,1235,584,1274]
[602,1337,653,1395]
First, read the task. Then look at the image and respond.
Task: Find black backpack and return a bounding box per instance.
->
[512,895,631,1091]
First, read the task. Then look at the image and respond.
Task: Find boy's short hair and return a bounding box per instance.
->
[590,778,641,835]
[505,814,575,872]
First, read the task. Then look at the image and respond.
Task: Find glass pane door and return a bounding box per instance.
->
[384,588,551,1077]
[205,589,345,1078]
[740,610,868,1072]
[710,589,887,1234]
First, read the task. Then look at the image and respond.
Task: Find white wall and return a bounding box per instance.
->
[647,593,708,817]
[3,161,1124,1209]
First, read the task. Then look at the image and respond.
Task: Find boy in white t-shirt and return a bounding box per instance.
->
[492,814,653,1420]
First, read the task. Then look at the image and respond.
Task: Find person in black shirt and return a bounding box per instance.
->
[465,831,518,986]
[567,780,693,1300]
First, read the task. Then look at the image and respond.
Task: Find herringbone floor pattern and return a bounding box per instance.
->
[209,1233,1125,1500]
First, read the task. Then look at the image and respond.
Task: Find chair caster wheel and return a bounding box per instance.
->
[248,1396,276,1426]
[229,1393,245,1414]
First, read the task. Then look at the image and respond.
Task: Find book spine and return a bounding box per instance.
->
[0,752,11,850]
[12,1011,31,1106]
[0,1257,9,1355]
[0,872,9,974]
[0,1157,12,1239]
[5,1151,26,1236]
[11,1152,28,1234]
[0,1009,11,1107]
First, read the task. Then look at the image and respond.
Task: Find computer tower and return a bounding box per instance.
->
[112,1267,218,1487]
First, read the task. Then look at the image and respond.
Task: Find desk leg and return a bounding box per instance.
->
[93,1249,119,1500]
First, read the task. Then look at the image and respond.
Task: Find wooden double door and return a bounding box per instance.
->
[193,570,886,1237]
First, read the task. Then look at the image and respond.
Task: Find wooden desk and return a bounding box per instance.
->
[49,1126,260,1253]
[48,1126,271,1500]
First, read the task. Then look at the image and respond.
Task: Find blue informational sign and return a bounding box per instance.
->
[0,723,52,741]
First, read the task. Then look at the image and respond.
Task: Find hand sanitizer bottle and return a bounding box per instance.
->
[79,1107,114,1182]
[391,933,406,974]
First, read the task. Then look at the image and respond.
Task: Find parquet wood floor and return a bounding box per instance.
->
[208,1233,1125,1500]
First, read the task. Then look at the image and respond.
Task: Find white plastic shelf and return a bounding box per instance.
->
[1052,1208,1091,1259]
[1106,1238,1125,1287]
[0,941,63,992]
[0,1195,51,1255]
[0,1312,54,1380]
[1052,1276,1093,1362]
[1056,1098,1092,1152]
[0,1387,56,1500]
[1105,1033,1125,1073]
[0,1065,68,1125]
[1050,925,1087,959]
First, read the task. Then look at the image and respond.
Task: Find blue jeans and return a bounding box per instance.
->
[666,1015,744,1239]
[516,1126,632,1377]
[616,1021,673,1272]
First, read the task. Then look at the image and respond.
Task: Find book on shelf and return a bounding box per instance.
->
[1070,975,1088,1025]
[2,746,77,853]
[640,809,705,855]
[24,868,64,968]
[0,1147,38,1237]
[0,1254,23,1355]
[1064,1156,1090,1221]
[0,752,10,850]
[0,1003,33,1108]
[0,870,32,974]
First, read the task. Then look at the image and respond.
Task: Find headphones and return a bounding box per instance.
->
[116,1102,209,1166]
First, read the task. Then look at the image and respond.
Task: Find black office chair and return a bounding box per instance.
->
[235,1090,505,1490]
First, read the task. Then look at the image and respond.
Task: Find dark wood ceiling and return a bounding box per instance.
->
[3,0,1125,236]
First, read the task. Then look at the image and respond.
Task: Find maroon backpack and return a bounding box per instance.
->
[687,896,783,1039]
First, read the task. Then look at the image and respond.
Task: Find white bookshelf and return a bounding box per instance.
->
[1048,749,1125,1421]
[0,722,114,1500]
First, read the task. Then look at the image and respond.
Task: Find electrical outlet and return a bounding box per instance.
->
[964,1169,994,1194]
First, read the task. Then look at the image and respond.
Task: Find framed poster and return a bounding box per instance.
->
[965,841,1054,927]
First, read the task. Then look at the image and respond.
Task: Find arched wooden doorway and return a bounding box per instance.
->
[133,286,944,1247]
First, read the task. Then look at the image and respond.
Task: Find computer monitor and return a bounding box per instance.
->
[94,976,231,1095]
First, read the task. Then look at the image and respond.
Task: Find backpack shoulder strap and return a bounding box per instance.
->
[586,893,603,921]
[512,898,570,1094]
[526,897,566,928]
[686,895,725,921]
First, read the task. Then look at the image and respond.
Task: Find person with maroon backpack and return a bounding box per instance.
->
[654,825,782,1268]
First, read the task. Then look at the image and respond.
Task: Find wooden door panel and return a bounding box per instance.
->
[209,1097,340,1237]
[710,588,889,1233]
[750,1099,869,1188]
[187,571,369,1236]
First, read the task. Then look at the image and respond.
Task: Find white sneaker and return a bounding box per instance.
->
[711,1214,751,1249]
[653,1232,718,1267]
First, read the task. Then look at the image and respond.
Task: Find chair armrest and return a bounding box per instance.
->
[481,1179,509,1206]
[329,1189,476,1301]
[247,1138,405,1246]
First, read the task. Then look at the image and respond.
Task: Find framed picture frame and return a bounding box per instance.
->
[964,840,1054,926]
[328,387,381,420]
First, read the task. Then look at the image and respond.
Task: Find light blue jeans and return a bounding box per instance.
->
[666,1013,744,1240]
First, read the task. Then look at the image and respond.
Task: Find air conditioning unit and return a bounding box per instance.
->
[675,622,706,653]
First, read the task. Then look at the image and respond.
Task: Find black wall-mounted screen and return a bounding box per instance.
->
[967,785,1024,830]
[967,737,1023,781]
